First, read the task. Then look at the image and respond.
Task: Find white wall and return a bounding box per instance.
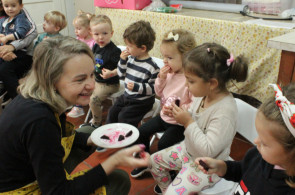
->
[74,0,95,13]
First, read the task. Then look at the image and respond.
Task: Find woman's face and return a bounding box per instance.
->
[55,54,95,106]
[254,111,289,168]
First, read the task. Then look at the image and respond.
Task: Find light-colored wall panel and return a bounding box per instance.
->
[74,0,95,14]
[23,0,68,35]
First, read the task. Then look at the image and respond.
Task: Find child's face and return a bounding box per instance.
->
[91,22,113,48]
[254,111,289,168]
[73,19,90,39]
[43,19,59,34]
[184,71,210,97]
[160,43,183,73]
[124,39,146,59]
[2,0,22,18]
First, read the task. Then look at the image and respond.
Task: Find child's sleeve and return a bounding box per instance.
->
[132,66,159,95]
[154,74,167,97]
[34,34,43,48]
[107,47,121,70]
[117,57,128,79]
[223,147,257,182]
[14,17,31,40]
[184,108,236,158]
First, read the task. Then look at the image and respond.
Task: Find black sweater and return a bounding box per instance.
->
[224,147,295,195]
[92,41,121,85]
[0,95,108,194]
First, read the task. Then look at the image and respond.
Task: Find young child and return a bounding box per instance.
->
[149,42,249,194]
[196,83,295,194]
[0,0,30,46]
[34,10,67,47]
[131,29,196,178]
[106,20,160,128]
[73,10,95,48]
[79,14,121,128]
[0,1,37,102]
[67,10,95,118]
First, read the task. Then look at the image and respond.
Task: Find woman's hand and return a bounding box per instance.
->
[172,103,193,127]
[2,52,17,61]
[195,157,227,177]
[101,144,150,175]
[0,45,15,58]
[159,65,170,80]
[120,50,130,60]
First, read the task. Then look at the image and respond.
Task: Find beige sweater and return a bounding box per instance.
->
[180,94,237,160]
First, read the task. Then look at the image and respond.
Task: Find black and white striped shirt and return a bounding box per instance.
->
[118,56,160,100]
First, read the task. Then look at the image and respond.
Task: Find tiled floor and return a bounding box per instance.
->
[67,100,254,195]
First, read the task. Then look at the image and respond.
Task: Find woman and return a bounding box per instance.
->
[0,36,149,195]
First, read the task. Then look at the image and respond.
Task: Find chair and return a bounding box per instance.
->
[199,98,258,195]
[141,98,161,124]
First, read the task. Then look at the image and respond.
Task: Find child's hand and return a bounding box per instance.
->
[127,82,134,91]
[120,50,130,60]
[100,68,114,79]
[159,65,170,80]
[172,103,193,127]
[0,37,8,45]
[195,157,227,177]
[0,34,5,38]
[162,105,173,116]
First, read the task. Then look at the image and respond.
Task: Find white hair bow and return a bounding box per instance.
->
[167,32,179,41]
[269,84,295,138]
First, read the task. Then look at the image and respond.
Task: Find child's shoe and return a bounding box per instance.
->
[67,106,85,118]
[154,185,162,195]
[130,167,148,178]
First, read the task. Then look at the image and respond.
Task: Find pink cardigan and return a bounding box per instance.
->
[155,72,192,125]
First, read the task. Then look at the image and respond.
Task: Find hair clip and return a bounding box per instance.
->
[226,53,234,67]
[269,84,295,138]
[167,32,179,41]
[207,48,210,53]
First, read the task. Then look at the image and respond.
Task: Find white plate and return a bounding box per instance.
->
[90,123,139,148]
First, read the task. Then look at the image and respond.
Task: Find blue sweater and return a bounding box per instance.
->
[0,11,31,42]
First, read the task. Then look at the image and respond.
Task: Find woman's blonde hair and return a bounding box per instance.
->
[259,83,295,188]
[19,36,94,114]
[73,10,94,28]
[162,29,196,55]
[44,10,67,31]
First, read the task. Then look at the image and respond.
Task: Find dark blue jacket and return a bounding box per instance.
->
[0,11,31,41]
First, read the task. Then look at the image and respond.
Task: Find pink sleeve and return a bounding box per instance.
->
[155,75,166,97]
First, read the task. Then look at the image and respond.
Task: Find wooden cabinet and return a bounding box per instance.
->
[268,31,295,86]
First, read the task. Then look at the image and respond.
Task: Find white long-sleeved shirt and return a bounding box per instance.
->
[181,94,237,160]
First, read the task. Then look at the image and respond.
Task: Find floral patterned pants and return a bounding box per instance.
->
[149,144,220,194]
